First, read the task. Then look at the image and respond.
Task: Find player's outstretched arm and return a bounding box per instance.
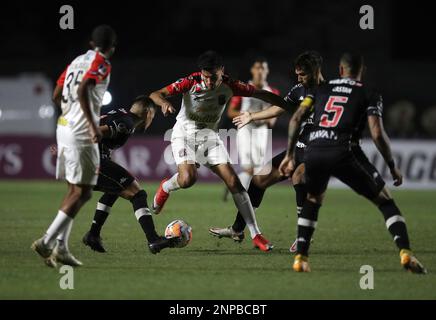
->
[149,87,176,117]
[278,96,313,176]
[78,78,101,143]
[368,115,402,186]
[233,106,285,129]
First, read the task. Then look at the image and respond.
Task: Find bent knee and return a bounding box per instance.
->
[178,171,197,188]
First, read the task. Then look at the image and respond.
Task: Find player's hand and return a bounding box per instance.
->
[279,155,295,177]
[90,126,102,143]
[390,167,403,186]
[233,112,253,129]
[49,144,58,156]
[161,102,176,117]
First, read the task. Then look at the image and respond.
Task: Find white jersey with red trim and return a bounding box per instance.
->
[56,50,111,144]
[239,82,279,113]
[166,72,256,132]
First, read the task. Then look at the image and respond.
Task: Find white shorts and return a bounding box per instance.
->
[56,125,99,185]
[237,124,269,170]
[171,121,230,167]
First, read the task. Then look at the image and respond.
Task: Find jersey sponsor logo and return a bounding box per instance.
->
[329,78,362,87]
[309,129,338,141]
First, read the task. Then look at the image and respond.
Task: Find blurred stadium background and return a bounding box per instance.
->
[0,0,435,188]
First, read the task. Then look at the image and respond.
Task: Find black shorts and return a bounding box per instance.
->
[294,143,306,168]
[94,159,135,194]
[304,144,385,200]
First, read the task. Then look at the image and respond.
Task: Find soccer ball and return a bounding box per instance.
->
[164,219,192,248]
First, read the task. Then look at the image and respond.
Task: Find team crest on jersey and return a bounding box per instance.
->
[179,148,187,157]
[218,94,226,105]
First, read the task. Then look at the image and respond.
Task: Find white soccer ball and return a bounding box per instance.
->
[164,219,192,248]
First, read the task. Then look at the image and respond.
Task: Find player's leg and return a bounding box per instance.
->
[209,162,273,251]
[289,145,307,252]
[152,162,198,213]
[210,151,287,241]
[118,180,180,254]
[82,193,119,252]
[336,147,426,273]
[293,145,334,272]
[32,143,98,267]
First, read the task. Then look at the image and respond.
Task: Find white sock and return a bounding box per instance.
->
[162,173,181,193]
[43,210,73,247]
[238,171,252,190]
[232,191,261,239]
[56,219,73,251]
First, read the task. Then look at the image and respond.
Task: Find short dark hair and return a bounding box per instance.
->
[252,56,268,65]
[197,50,224,71]
[91,25,117,52]
[340,52,364,77]
[132,95,157,111]
[294,50,323,74]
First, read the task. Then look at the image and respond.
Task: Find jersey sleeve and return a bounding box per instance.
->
[367,91,383,117]
[229,96,242,108]
[56,66,68,86]
[83,54,111,84]
[106,117,132,139]
[165,75,196,95]
[282,86,302,112]
[227,79,256,97]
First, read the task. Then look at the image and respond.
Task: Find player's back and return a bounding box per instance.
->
[308,78,379,147]
[57,50,112,143]
[99,106,135,158]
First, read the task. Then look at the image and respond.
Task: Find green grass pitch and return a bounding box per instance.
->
[0,180,435,299]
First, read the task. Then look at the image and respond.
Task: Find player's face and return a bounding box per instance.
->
[295,67,312,87]
[143,108,156,130]
[251,62,269,83]
[201,67,224,89]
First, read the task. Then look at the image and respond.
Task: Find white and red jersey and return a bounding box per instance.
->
[56,50,111,144]
[166,72,256,131]
[231,81,279,114]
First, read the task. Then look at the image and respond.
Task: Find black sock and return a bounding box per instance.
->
[293,183,307,217]
[296,200,321,256]
[90,193,118,236]
[232,181,265,232]
[378,199,410,250]
[131,190,159,243]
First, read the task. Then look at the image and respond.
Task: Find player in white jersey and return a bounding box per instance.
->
[150,51,288,251]
[223,58,279,200]
[31,25,117,267]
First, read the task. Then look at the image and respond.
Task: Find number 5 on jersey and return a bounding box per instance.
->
[319,96,348,128]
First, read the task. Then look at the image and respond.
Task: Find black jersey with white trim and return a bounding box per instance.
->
[99,106,137,159]
[305,78,383,147]
[283,83,317,146]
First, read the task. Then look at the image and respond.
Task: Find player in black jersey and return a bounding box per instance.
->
[209,51,323,251]
[279,53,426,274]
[82,96,180,254]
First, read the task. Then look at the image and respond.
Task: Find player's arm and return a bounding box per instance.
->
[278,96,314,176]
[98,125,111,138]
[77,78,101,143]
[227,96,241,119]
[233,105,284,128]
[368,115,402,186]
[149,87,176,117]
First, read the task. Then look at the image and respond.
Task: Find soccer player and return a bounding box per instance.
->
[279,53,427,274]
[149,51,288,251]
[31,25,117,267]
[209,51,323,251]
[222,57,279,201]
[82,96,180,254]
